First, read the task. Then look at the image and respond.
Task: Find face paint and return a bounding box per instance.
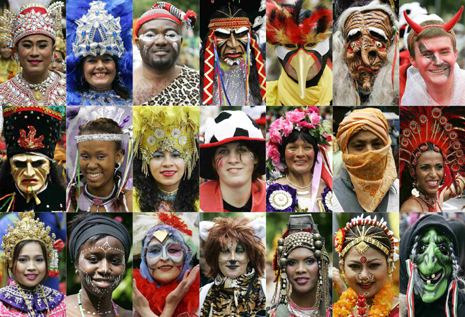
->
[172,42,178,54]
[344,10,393,91]
[10,154,50,195]
[215,157,223,172]
[418,41,451,78]
[360,256,367,263]
[218,238,249,279]
[249,151,254,161]
[146,236,184,284]
[215,27,248,66]
[412,229,452,303]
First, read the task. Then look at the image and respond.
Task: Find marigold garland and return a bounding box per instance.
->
[333,282,394,317]
[334,228,345,253]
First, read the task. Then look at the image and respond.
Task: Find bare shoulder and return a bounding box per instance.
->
[400,198,422,213]
[117,306,132,317]
[65,294,79,317]
[124,190,133,212]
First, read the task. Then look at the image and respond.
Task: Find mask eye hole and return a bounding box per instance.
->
[284,43,298,50]
[304,42,316,49]
[439,245,449,256]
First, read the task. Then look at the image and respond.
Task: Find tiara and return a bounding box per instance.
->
[75,134,124,143]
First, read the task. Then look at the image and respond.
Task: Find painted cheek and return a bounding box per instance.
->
[216,157,223,172]
[218,253,230,264]
[147,251,162,267]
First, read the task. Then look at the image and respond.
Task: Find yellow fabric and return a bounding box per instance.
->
[133,188,199,212]
[336,108,397,212]
[266,66,332,106]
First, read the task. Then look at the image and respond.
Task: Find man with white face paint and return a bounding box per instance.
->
[0,106,65,211]
[401,7,465,105]
[134,2,199,105]
[266,1,333,106]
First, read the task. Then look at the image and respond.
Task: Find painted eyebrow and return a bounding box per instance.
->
[368,27,388,41]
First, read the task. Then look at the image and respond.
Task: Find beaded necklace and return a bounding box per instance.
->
[78,289,119,317]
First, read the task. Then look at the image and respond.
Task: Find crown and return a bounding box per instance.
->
[73,1,125,58]
[1,213,55,268]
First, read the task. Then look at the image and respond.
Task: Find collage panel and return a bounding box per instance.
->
[399,1,465,105]
[399,212,465,316]
[0,0,66,106]
[266,106,335,212]
[199,212,266,316]
[133,106,200,212]
[199,106,266,212]
[66,106,133,212]
[266,213,332,316]
[333,0,399,106]
[332,106,399,213]
[0,213,66,314]
[266,0,333,106]
[133,0,200,106]
[200,0,266,106]
[133,212,199,316]
[333,212,400,316]
[399,106,465,213]
[0,106,66,212]
[66,0,133,106]
[66,213,133,317]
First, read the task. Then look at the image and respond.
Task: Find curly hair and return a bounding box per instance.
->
[133,153,199,212]
[204,217,265,279]
[69,118,126,212]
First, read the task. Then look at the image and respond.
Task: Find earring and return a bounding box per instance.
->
[114,162,122,174]
[80,77,86,85]
[412,181,420,197]
[62,61,66,72]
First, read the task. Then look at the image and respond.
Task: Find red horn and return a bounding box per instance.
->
[403,10,423,35]
[442,6,464,32]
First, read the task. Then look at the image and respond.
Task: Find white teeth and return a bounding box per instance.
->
[427,280,431,285]
[432,274,435,278]
[430,69,445,73]
[88,173,102,177]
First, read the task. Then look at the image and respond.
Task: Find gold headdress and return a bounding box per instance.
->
[1,213,55,268]
[134,106,199,179]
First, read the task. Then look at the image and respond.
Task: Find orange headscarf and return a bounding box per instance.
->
[336,108,397,212]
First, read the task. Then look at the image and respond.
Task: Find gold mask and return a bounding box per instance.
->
[10,154,50,201]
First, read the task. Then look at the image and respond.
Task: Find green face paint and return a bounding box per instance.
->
[411,229,452,303]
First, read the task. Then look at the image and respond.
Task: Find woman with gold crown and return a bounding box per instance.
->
[133,106,199,212]
[0,0,66,106]
[333,215,399,317]
[0,212,66,316]
[49,26,65,74]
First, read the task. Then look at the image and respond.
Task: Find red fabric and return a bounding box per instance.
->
[135,14,182,35]
[200,136,265,149]
[203,30,215,104]
[200,179,266,212]
[133,268,199,316]
[399,62,410,103]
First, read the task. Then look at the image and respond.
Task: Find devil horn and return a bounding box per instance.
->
[443,6,464,32]
[403,10,423,35]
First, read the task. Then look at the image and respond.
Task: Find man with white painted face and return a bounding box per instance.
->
[134,2,199,105]
[402,7,465,105]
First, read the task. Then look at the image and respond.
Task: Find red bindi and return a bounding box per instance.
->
[360,256,367,264]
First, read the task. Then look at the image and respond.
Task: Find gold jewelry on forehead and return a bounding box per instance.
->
[153,230,169,243]
[341,225,390,258]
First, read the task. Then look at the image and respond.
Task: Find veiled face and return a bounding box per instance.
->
[344,10,393,91]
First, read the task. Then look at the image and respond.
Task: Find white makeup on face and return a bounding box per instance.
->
[146,237,184,267]
[218,238,249,279]
[138,30,181,43]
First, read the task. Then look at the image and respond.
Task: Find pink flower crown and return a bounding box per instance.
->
[266,107,332,173]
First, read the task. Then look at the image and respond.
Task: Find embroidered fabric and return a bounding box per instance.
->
[77,177,129,212]
[75,133,124,143]
[80,90,132,106]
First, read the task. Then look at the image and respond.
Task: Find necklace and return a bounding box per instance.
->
[78,289,119,317]
[158,187,178,202]
[286,174,312,195]
[14,281,50,317]
[287,299,318,317]
[418,191,438,211]
[18,71,54,100]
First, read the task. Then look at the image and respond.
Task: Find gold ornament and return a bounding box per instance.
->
[34,91,42,100]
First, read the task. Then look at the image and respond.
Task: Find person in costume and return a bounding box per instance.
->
[134,2,199,106]
[334,108,398,212]
[200,3,266,106]
[200,109,266,212]
[67,214,132,317]
[0,39,17,83]
[266,1,332,106]
[66,106,134,212]
[49,26,65,74]
[133,106,199,212]
[333,0,398,106]
[0,106,66,212]
[0,212,66,316]
[399,214,465,317]
[133,213,200,317]
[66,0,132,106]
[268,214,330,317]
[401,6,465,105]
[266,107,338,212]
[199,216,266,317]
[399,107,465,213]
[0,0,66,106]
[333,215,399,317]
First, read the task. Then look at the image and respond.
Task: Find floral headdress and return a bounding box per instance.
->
[266,106,332,174]
[334,215,399,279]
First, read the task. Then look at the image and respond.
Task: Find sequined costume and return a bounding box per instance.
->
[0,58,17,83]
[212,66,261,106]
[81,90,133,106]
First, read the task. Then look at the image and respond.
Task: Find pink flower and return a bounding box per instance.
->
[309,112,321,126]
[272,161,287,172]
[323,133,332,142]
[306,106,320,114]
[299,121,315,129]
[267,145,281,164]
[269,130,282,144]
[280,120,293,137]
[285,110,305,124]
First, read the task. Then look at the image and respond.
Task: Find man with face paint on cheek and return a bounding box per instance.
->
[401,7,465,106]
[266,1,333,106]
[0,106,66,211]
[399,214,465,317]
[134,2,200,106]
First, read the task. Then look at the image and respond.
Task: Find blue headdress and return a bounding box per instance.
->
[66,0,133,105]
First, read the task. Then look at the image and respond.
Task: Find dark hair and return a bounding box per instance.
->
[408,20,456,59]
[279,130,319,173]
[78,56,130,100]
[13,240,49,283]
[133,148,200,212]
[342,224,391,261]
[199,4,263,104]
[448,219,465,273]
[70,118,126,212]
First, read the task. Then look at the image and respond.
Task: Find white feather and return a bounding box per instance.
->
[199,221,214,241]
